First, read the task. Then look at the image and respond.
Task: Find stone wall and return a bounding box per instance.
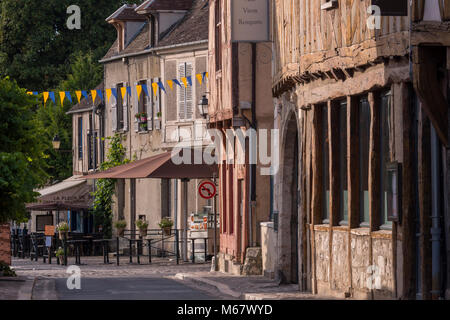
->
[260,222,276,278]
[0,224,11,265]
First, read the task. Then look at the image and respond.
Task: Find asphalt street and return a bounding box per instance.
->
[54,276,217,300]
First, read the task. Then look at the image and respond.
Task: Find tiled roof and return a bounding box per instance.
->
[135,0,194,13]
[106,4,146,22]
[157,0,209,46]
[67,82,104,114]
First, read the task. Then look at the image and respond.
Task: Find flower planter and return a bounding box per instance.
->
[117,228,125,237]
[140,117,147,123]
[58,231,68,240]
[163,227,171,236]
[139,229,148,237]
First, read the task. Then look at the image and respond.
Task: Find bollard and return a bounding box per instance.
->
[129,239,132,264]
[175,230,179,265]
[191,238,195,264]
[116,237,119,266]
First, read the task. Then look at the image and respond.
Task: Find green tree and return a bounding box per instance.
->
[34,51,103,182]
[0,0,129,90]
[92,134,130,238]
[0,78,48,223]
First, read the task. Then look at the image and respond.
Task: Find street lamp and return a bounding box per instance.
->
[52,134,61,150]
[198,95,209,119]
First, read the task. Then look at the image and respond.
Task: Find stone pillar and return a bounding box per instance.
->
[0,223,11,265]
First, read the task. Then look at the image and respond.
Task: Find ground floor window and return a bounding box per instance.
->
[338,100,348,225]
[359,96,371,227]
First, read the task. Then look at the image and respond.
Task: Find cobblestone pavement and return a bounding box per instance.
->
[11,257,211,279]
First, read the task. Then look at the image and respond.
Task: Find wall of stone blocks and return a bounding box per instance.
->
[0,224,11,265]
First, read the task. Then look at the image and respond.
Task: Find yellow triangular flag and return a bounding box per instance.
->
[75,91,82,103]
[43,92,49,104]
[205,72,209,78]
[91,90,97,104]
[196,74,202,86]
[167,80,173,90]
[59,91,66,105]
[181,77,187,88]
[27,91,33,95]
[121,87,127,100]
[136,85,142,101]
[106,89,112,103]
[152,82,158,96]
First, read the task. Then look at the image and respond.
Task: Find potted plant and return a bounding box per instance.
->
[140,122,148,131]
[139,112,148,123]
[156,111,162,118]
[114,220,127,237]
[158,217,173,236]
[55,247,65,265]
[135,112,141,120]
[136,219,149,237]
[56,222,69,240]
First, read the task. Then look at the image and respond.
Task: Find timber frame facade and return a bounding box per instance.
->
[271,0,450,299]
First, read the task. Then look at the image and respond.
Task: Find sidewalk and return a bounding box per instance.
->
[173,271,338,300]
[0,276,35,300]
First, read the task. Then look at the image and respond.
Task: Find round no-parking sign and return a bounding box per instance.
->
[198,180,217,199]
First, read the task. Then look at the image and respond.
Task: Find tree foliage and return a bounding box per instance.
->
[92,134,130,238]
[0,78,48,223]
[0,0,128,90]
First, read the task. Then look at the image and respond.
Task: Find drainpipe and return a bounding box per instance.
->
[430,125,442,299]
[249,43,257,247]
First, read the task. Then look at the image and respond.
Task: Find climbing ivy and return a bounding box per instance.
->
[92,133,130,238]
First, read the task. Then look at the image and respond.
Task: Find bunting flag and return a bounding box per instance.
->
[43,92,49,104]
[106,89,112,103]
[111,88,117,100]
[167,80,174,90]
[91,90,97,104]
[136,85,142,101]
[181,77,188,88]
[196,74,203,86]
[65,92,73,103]
[186,76,192,87]
[49,92,56,104]
[142,84,149,97]
[75,91,82,103]
[152,82,158,96]
[33,92,38,96]
[27,91,33,95]
[59,91,66,105]
[96,89,103,103]
[126,86,132,97]
[158,81,166,93]
[120,87,127,100]
[81,90,89,101]
[173,79,182,88]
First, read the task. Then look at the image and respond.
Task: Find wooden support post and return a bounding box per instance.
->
[368,92,381,231]
[347,96,360,229]
[311,104,324,225]
[328,100,340,227]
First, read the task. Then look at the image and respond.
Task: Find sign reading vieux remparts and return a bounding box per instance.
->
[231,0,269,42]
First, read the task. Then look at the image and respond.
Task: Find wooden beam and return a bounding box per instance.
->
[328,100,340,226]
[368,92,381,231]
[311,104,324,225]
[347,96,360,228]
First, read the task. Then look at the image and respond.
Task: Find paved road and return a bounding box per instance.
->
[54,277,217,300]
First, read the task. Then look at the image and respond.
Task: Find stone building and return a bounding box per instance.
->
[207,0,274,274]
[270,0,449,300]
[98,0,212,259]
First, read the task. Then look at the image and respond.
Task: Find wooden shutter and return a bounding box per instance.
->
[133,81,139,132]
[123,82,129,131]
[178,63,186,120]
[185,63,193,120]
[154,77,161,130]
[147,79,153,131]
[111,90,117,132]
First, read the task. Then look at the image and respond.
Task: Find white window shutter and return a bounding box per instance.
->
[178,63,186,120]
[111,93,117,132]
[154,77,161,130]
[147,79,153,131]
[133,82,139,132]
[123,82,129,131]
[186,63,193,120]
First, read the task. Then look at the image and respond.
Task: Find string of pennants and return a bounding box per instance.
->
[26,72,208,106]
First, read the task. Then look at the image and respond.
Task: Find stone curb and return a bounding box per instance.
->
[174,273,243,299]
[17,276,36,300]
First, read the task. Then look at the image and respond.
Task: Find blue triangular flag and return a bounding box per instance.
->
[157,81,166,93]
[65,92,72,103]
[142,84,149,97]
[202,72,207,82]
[186,76,192,86]
[111,88,117,100]
[33,91,38,96]
[81,90,89,101]
[126,86,132,97]
[173,79,182,87]
[96,90,103,102]
[49,92,56,104]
